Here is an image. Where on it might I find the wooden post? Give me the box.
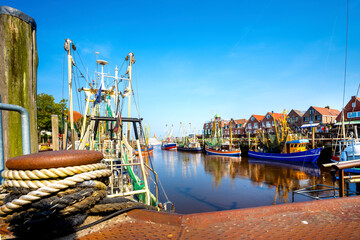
[339,169,345,197]
[71,129,76,150]
[51,115,59,151]
[312,127,315,149]
[0,6,38,160]
[63,122,68,150]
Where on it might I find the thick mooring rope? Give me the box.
[2,163,106,180]
[0,164,111,216]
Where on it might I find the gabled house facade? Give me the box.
[335,96,360,123]
[203,114,228,137]
[245,115,264,134]
[224,119,247,137]
[287,109,305,131]
[259,112,287,133]
[302,106,340,130]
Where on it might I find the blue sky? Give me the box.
[6,0,360,137]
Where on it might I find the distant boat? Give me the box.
[161,142,177,150]
[205,146,241,156]
[249,140,322,163]
[177,134,202,153]
[161,125,177,150]
[178,142,202,152]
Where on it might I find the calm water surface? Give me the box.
[150,146,335,214]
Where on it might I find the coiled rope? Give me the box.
[0,164,111,215]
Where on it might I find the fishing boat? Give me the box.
[249,111,322,163]
[248,139,322,163]
[177,123,202,152]
[161,124,177,150]
[62,39,172,209]
[135,124,154,156]
[178,142,202,152]
[161,142,177,150]
[135,145,154,156]
[205,145,241,156]
[205,116,241,156]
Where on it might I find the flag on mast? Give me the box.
[94,79,105,106]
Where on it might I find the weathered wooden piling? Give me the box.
[0,6,38,160]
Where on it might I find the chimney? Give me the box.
[325,106,330,109]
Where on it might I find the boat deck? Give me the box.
[78,195,360,239]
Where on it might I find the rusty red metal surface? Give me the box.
[78,196,360,239]
[6,150,103,170]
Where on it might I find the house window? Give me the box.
[266,115,270,119]
[295,117,298,122]
[251,117,255,121]
[262,122,265,127]
[254,123,258,129]
[352,102,356,108]
[272,121,274,126]
[304,116,308,122]
[348,112,351,118]
[352,112,357,118]
[248,123,252,129]
[315,115,321,121]
[310,109,314,114]
[310,116,314,122]
[266,121,271,127]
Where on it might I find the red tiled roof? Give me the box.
[268,112,287,120]
[252,115,264,121]
[234,119,247,125]
[312,106,340,116]
[291,109,305,117]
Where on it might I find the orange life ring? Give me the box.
[6,150,104,170]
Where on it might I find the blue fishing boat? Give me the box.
[249,139,322,163]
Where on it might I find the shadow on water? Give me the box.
[176,186,238,211]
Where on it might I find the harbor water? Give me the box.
[150,146,336,214]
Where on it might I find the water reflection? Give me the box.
[152,146,335,214]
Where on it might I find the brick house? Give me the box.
[259,112,287,133]
[245,115,264,134]
[335,96,360,123]
[224,119,247,137]
[302,106,340,131]
[203,114,228,137]
[287,109,305,131]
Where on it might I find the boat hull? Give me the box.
[205,146,241,156]
[177,146,202,152]
[161,143,177,150]
[248,148,322,163]
[135,146,154,156]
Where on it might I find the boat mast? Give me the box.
[64,39,75,148]
[126,53,134,141]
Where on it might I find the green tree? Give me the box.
[37,93,68,132]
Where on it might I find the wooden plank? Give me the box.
[63,122,68,150]
[51,115,59,151]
